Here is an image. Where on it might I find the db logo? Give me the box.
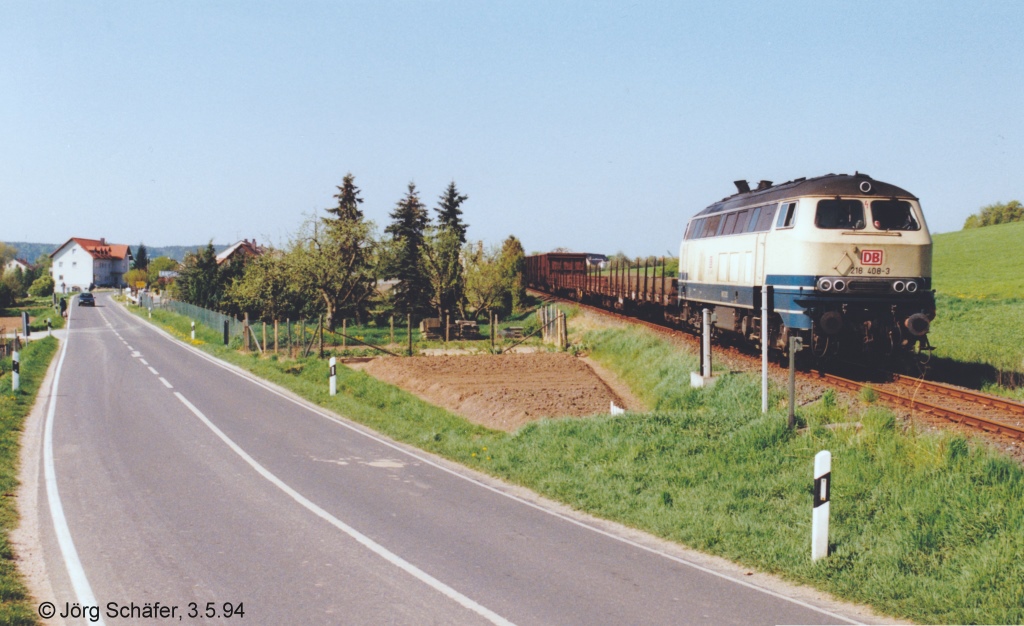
[861,249,883,266]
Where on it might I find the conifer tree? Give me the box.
[133,243,149,270]
[435,181,468,244]
[385,183,431,317]
[324,173,364,223]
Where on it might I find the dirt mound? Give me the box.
[359,352,640,432]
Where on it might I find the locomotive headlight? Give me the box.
[817,277,833,292]
[833,279,846,292]
[893,280,906,293]
[906,281,919,293]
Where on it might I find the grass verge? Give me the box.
[0,336,59,625]
[131,303,1024,624]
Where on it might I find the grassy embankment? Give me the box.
[131,300,1023,624]
[0,336,59,626]
[930,221,1024,396]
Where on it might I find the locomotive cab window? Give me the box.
[776,202,797,229]
[815,199,865,230]
[871,200,920,231]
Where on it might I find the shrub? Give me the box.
[27,275,55,297]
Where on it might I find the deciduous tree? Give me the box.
[287,174,377,328]
[963,200,1024,229]
[462,243,506,320]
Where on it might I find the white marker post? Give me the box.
[11,350,19,392]
[761,286,770,413]
[329,357,337,396]
[689,308,717,388]
[191,321,196,341]
[812,450,831,561]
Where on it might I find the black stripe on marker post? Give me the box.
[813,471,831,508]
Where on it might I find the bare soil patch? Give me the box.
[0,315,29,331]
[358,352,644,432]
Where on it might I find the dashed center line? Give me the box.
[159,377,173,389]
[147,366,159,376]
[139,359,149,366]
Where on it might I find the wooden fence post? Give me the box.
[407,313,413,356]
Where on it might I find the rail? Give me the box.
[529,288,1024,442]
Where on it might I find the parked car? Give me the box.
[79,292,95,306]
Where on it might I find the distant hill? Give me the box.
[4,241,58,263]
[3,241,228,263]
[932,221,1024,300]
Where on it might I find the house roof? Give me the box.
[216,239,262,265]
[50,237,132,261]
[5,258,33,271]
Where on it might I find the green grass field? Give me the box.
[929,222,1024,394]
[0,336,58,626]
[131,301,1024,624]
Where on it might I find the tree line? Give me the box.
[963,200,1024,229]
[169,175,525,328]
[0,243,55,308]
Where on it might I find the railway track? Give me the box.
[531,289,1024,443]
[814,371,1024,441]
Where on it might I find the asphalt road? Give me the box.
[25,293,868,625]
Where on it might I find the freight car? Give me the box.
[524,172,936,359]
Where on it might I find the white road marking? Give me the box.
[159,377,173,389]
[172,392,514,626]
[112,297,861,625]
[43,299,107,625]
[147,366,159,376]
[139,358,149,366]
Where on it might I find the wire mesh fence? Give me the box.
[140,293,245,339]
[135,293,548,358]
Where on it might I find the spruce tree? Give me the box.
[133,243,149,270]
[324,173,364,223]
[385,183,431,317]
[435,181,468,244]
[427,182,469,318]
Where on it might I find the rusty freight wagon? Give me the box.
[525,253,679,321]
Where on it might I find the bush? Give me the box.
[27,274,55,297]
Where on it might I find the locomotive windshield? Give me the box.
[870,200,920,231]
[815,199,865,229]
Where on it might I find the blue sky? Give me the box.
[2,1,1021,257]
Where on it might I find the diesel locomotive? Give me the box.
[524,172,936,359]
[677,172,935,357]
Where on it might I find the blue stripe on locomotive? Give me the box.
[678,274,934,331]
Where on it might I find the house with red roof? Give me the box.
[50,237,133,293]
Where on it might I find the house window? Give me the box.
[72,262,77,268]
[59,261,63,267]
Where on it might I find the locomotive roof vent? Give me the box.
[734,180,751,194]
[757,180,773,191]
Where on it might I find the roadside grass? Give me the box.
[130,303,1024,624]
[0,336,59,626]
